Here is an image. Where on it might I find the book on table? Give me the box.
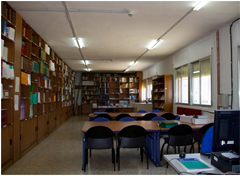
[176,158,214,172]
[158,121,178,128]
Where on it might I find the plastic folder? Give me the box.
[158,121,178,128]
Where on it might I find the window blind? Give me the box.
[201,58,210,77]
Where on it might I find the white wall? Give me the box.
[142,20,240,113]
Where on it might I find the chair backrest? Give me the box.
[93,117,110,122]
[199,123,214,142]
[168,124,193,146]
[161,113,176,120]
[137,110,147,113]
[85,126,114,149]
[201,126,214,154]
[141,113,157,121]
[115,113,131,121]
[119,117,136,121]
[152,109,162,113]
[151,116,167,121]
[119,125,147,148]
[95,113,112,121]
[94,110,105,112]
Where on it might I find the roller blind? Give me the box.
[182,65,188,78]
[201,58,211,77]
[176,68,181,79]
[192,62,200,78]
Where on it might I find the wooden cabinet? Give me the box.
[1,125,13,167]
[152,74,173,112]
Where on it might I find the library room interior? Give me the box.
[1,1,240,175]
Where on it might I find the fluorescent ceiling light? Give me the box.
[147,39,162,50]
[74,38,84,48]
[85,68,90,72]
[129,61,137,66]
[193,1,209,11]
[82,60,88,65]
[193,71,200,74]
[124,69,128,73]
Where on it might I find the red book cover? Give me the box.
[1,109,8,127]
[38,76,41,87]
[21,42,26,55]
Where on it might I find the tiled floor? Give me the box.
[3,115,195,175]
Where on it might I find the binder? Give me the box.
[158,121,178,128]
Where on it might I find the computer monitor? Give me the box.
[212,110,240,154]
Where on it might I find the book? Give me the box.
[1,39,4,58]
[21,41,26,55]
[159,121,178,128]
[176,158,214,172]
[20,99,25,120]
[6,27,15,41]
[2,46,8,61]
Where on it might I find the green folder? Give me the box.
[159,121,178,128]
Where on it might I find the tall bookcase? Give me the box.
[152,74,173,112]
[1,2,16,170]
[81,72,142,113]
[1,2,75,172]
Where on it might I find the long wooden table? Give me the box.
[88,112,178,120]
[81,120,203,170]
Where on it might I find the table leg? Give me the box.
[82,133,86,170]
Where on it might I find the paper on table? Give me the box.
[221,153,239,159]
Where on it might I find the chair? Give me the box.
[151,116,167,121]
[152,109,162,113]
[190,123,214,153]
[200,126,214,155]
[175,116,180,120]
[140,113,157,121]
[160,124,193,161]
[115,113,131,121]
[84,126,115,171]
[137,110,147,113]
[93,117,110,122]
[116,125,149,170]
[94,114,112,121]
[161,113,176,120]
[94,110,105,113]
[119,117,135,121]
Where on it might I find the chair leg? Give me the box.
[86,149,88,164]
[140,147,143,162]
[184,146,186,152]
[160,142,167,161]
[118,148,120,171]
[112,148,115,171]
[84,149,88,172]
[145,147,149,169]
[90,149,91,157]
[178,146,180,153]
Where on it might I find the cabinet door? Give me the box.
[20,120,28,152]
[56,109,61,126]
[38,114,48,140]
[49,110,56,132]
[28,117,38,146]
[1,125,13,165]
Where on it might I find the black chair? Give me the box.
[160,124,193,161]
[116,125,149,170]
[140,113,157,121]
[115,113,131,121]
[84,126,115,171]
[94,113,112,121]
[161,113,176,120]
[190,123,214,153]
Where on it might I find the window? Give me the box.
[175,65,189,103]
[191,58,211,105]
[147,78,152,101]
[142,79,146,101]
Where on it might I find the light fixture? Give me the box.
[73,38,84,48]
[147,39,162,50]
[193,1,209,11]
[82,60,88,65]
[85,68,90,72]
[124,69,128,73]
[129,61,137,66]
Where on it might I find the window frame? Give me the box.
[174,64,190,105]
[190,56,212,107]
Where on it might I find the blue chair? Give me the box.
[137,110,147,113]
[119,117,136,121]
[115,113,131,121]
[200,126,214,155]
[190,123,214,153]
[94,110,105,112]
[152,109,162,113]
[151,116,167,121]
[93,117,110,122]
[175,116,180,120]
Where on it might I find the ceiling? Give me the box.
[8,1,240,73]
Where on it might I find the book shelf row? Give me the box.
[1,2,75,172]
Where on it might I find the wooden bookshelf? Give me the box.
[1,2,75,172]
[81,72,142,114]
[152,74,172,112]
